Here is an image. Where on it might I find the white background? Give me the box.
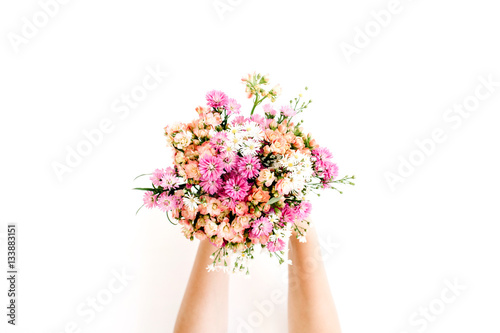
[1,0,500,332]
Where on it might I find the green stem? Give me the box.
[250,95,268,116]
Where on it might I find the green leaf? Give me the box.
[267,196,281,205]
[135,204,145,215]
[133,187,155,191]
[166,211,178,225]
[134,173,151,181]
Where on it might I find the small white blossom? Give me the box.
[240,139,261,156]
[183,192,200,211]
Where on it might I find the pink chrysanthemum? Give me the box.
[200,178,223,195]
[263,103,277,116]
[210,132,228,152]
[231,115,248,126]
[198,155,224,181]
[281,204,297,224]
[150,168,165,187]
[220,151,237,172]
[223,176,250,201]
[280,105,297,117]
[143,191,158,209]
[157,192,177,212]
[237,155,261,179]
[267,238,285,252]
[296,201,312,220]
[206,90,229,109]
[249,217,273,238]
[321,162,339,187]
[312,147,333,161]
[150,167,176,187]
[219,194,237,210]
[226,98,241,115]
[250,114,266,128]
[160,173,179,190]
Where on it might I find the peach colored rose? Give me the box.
[204,112,222,127]
[211,236,225,248]
[207,198,223,216]
[177,165,186,178]
[165,122,186,135]
[270,137,288,155]
[173,131,192,149]
[230,232,245,243]
[195,216,207,229]
[194,230,207,240]
[198,198,209,215]
[218,221,235,241]
[198,129,210,138]
[231,218,245,233]
[175,151,186,164]
[263,145,271,155]
[293,137,305,149]
[265,129,280,142]
[196,141,215,158]
[234,201,248,216]
[234,242,247,251]
[184,161,200,180]
[184,145,198,160]
[275,177,294,195]
[236,215,251,229]
[181,226,194,239]
[258,169,276,187]
[195,106,209,116]
[284,133,295,143]
[181,208,197,220]
[249,188,270,203]
[309,139,319,148]
[299,148,311,156]
[277,124,287,133]
[204,219,218,237]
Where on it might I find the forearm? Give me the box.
[288,227,341,333]
[174,240,229,333]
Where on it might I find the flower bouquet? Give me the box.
[135,73,354,274]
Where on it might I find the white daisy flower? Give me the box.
[243,122,264,140]
[183,192,200,211]
[268,214,280,224]
[240,139,261,156]
[226,132,243,151]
